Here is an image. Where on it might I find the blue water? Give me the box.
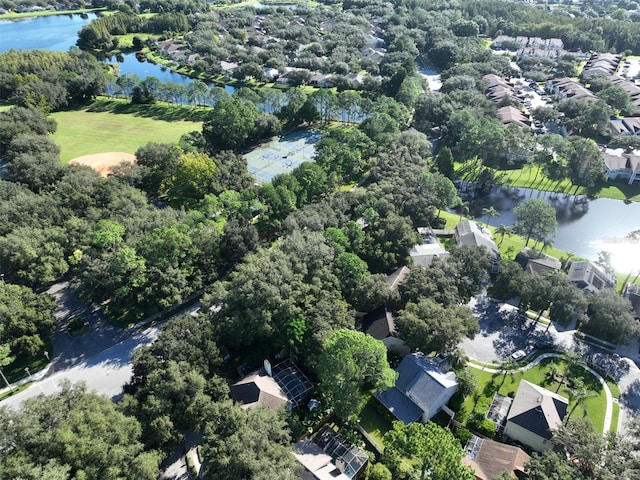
[0,13,98,51]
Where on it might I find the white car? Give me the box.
[511,350,526,361]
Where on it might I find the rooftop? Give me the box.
[507,380,568,440]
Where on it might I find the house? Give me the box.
[515,247,562,276]
[609,117,640,136]
[602,147,640,184]
[376,353,458,424]
[409,229,449,267]
[229,359,313,410]
[454,220,500,261]
[567,260,617,292]
[386,265,409,291]
[361,306,409,355]
[503,380,568,452]
[293,425,368,480]
[625,283,640,319]
[309,73,333,88]
[546,77,594,101]
[583,53,621,76]
[463,435,531,480]
[497,106,531,128]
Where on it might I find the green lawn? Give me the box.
[360,398,393,448]
[0,7,105,19]
[461,358,609,434]
[51,101,202,162]
[455,159,640,202]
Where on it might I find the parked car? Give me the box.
[535,339,554,349]
[511,350,526,361]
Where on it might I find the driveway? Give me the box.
[46,281,128,372]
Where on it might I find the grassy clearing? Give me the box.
[462,358,608,434]
[360,398,393,448]
[0,7,105,19]
[455,159,640,202]
[51,99,202,162]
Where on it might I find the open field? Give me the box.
[51,103,202,162]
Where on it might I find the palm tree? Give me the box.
[541,238,554,252]
[546,362,561,387]
[458,201,470,220]
[495,224,511,245]
[448,348,468,371]
[481,206,500,227]
[566,378,597,420]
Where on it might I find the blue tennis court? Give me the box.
[244,128,322,183]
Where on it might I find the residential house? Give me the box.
[583,53,621,76]
[376,353,458,424]
[386,265,409,291]
[546,77,594,101]
[497,106,531,128]
[625,283,640,319]
[607,75,640,112]
[462,435,531,480]
[515,247,562,276]
[609,117,640,136]
[409,228,449,268]
[293,425,368,480]
[568,260,617,292]
[361,306,409,355]
[602,147,640,184]
[454,220,500,270]
[229,359,313,410]
[309,73,333,88]
[503,380,568,452]
[220,61,239,75]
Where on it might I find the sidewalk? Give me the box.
[0,364,52,397]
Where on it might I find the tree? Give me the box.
[435,146,455,179]
[512,198,557,246]
[567,137,606,189]
[202,96,258,152]
[566,378,597,420]
[597,85,631,112]
[582,289,638,345]
[489,259,525,301]
[0,381,161,480]
[168,151,218,207]
[396,299,478,355]
[200,401,300,480]
[526,451,584,480]
[317,329,396,420]
[382,421,475,480]
[481,206,500,227]
[0,282,56,358]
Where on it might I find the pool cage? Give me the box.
[314,425,369,479]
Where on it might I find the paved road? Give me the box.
[1,325,161,409]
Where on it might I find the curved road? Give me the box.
[468,352,614,436]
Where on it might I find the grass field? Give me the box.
[51,103,202,162]
[455,159,640,203]
[0,7,105,19]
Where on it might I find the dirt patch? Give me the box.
[69,152,137,177]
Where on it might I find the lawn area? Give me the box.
[461,358,609,434]
[0,7,105,19]
[51,100,202,162]
[360,398,393,448]
[455,159,640,202]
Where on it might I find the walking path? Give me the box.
[468,352,614,436]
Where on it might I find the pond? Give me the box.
[467,185,640,274]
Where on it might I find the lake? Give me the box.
[0,13,234,91]
[468,185,640,274]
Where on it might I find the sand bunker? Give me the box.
[69,152,137,177]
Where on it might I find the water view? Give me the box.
[469,185,640,273]
[0,13,97,51]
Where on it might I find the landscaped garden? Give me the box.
[458,357,614,435]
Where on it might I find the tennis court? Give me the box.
[244,128,322,183]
